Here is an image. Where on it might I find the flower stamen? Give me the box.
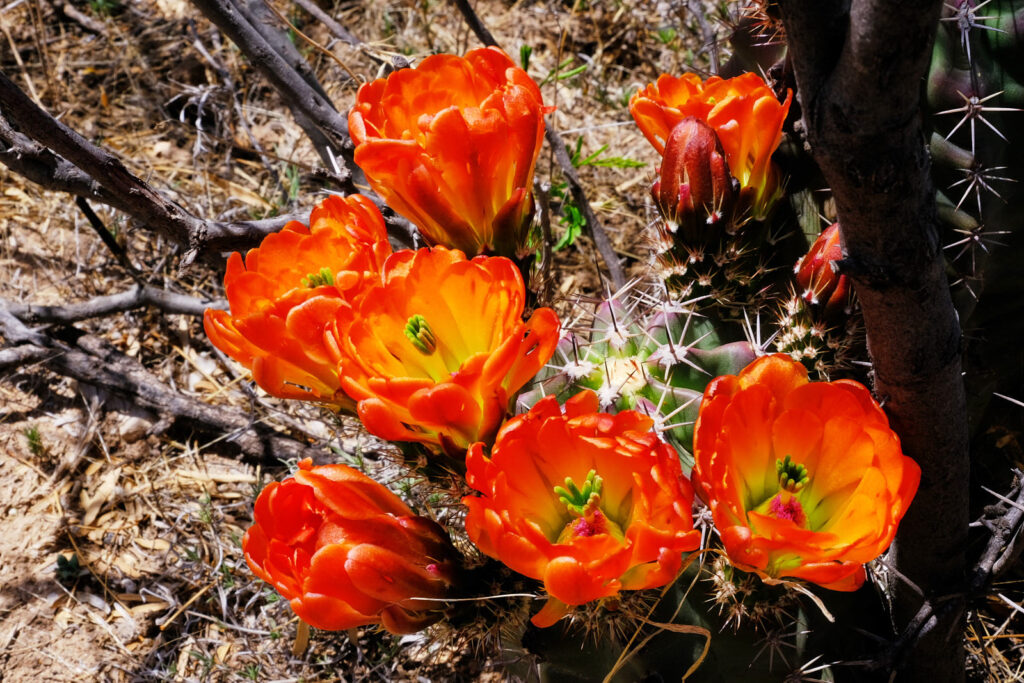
[404,314,437,355]
[776,455,809,493]
[302,266,336,288]
[554,469,603,518]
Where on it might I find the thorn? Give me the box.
[942,0,1004,63]
[948,164,1015,214]
[937,90,1021,154]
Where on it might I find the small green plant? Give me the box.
[87,0,120,16]
[399,478,414,497]
[520,44,532,71]
[330,444,366,470]
[567,137,646,170]
[56,553,80,585]
[538,57,588,87]
[220,564,235,588]
[241,664,260,681]
[24,425,44,457]
[283,163,301,203]
[188,650,214,677]
[551,138,645,250]
[656,27,678,44]
[198,492,213,525]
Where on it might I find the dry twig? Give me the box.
[0,300,324,465]
[5,285,224,324]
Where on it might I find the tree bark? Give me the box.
[778,2,968,680]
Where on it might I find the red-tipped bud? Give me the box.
[243,459,462,633]
[795,223,852,320]
[653,117,739,243]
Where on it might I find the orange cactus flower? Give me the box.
[692,354,920,591]
[463,390,701,627]
[243,458,462,633]
[348,47,549,258]
[204,195,391,409]
[630,72,792,220]
[330,246,560,455]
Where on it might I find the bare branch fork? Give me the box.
[0,70,301,262]
[863,472,1024,673]
[778,1,969,680]
[450,0,628,290]
[5,286,225,324]
[189,0,355,176]
[0,300,325,465]
[0,69,412,262]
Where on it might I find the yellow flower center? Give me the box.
[553,470,625,543]
[749,456,812,530]
[404,314,437,355]
[776,454,809,493]
[302,267,335,288]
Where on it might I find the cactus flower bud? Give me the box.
[794,223,852,321]
[243,459,463,633]
[653,117,739,243]
[630,72,791,221]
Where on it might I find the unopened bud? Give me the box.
[654,117,739,243]
[794,223,852,321]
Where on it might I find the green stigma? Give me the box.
[554,469,603,518]
[776,455,810,493]
[404,314,437,355]
[302,267,335,288]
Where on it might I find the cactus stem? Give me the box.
[945,224,1011,273]
[656,387,701,423]
[659,419,696,432]
[751,626,798,671]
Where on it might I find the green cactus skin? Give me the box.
[517,292,756,469]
